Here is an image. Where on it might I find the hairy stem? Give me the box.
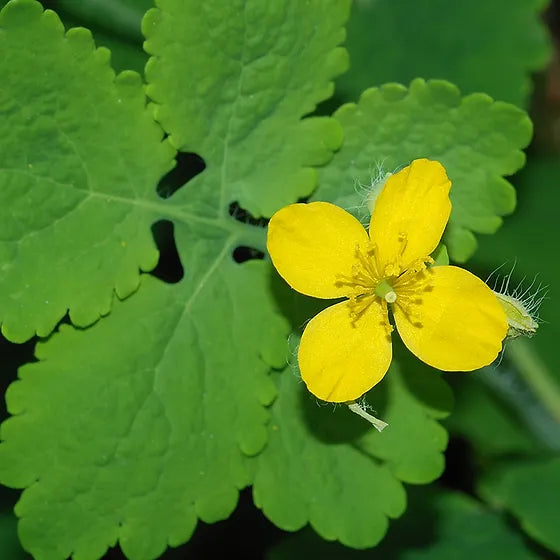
[507,338,560,424]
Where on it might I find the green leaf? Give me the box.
[0,266,287,560]
[0,0,350,558]
[478,457,560,555]
[336,0,551,109]
[51,0,151,74]
[316,79,532,262]
[268,487,540,559]
[88,27,147,75]
[431,244,449,267]
[253,367,406,548]
[143,0,349,217]
[0,0,175,342]
[0,0,348,343]
[360,347,452,484]
[444,375,544,457]
[253,346,452,548]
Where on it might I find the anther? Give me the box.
[384,263,400,277]
[397,232,408,256]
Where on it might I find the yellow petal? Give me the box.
[393,266,508,371]
[298,299,392,402]
[369,159,451,274]
[267,202,370,299]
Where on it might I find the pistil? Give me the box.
[374,279,397,303]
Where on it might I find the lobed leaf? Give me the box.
[0,0,348,342]
[253,367,407,549]
[143,0,349,217]
[0,0,175,342]
[253,347,452,548]
[268,487,540,559]
[316,79,532,262]
[359,348,452,484]
[0,0,351,558]
[0,264,288,560]
[50,0,152,73]
[50,0,149,43]
[335,0,551,108]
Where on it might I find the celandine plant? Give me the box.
[0,0,557,559]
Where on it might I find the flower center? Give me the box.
[374,278,397,303]
[335,237,436,329]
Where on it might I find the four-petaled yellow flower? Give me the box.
[267,158,508,403]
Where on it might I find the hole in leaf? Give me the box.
[150,220,184,283]
[157,152,206,199]
[232,246,265,263]
[228,201,269,227]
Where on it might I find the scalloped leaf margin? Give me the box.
[316,79,532,262]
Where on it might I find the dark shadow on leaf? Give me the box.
[150,220,184,283]
[298,385,370,444]
[362,374,390,422]
[156,152,206,199]
[366,485,441,557]
[266,265,329,334]
[394,338,455,415]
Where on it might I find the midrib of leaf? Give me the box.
[2,165,265,243]
[217,2,248,219]
[184,237,234,313]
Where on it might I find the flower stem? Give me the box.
[506,338,560,424]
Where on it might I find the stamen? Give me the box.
[348,294,375,322]
[355,243,379,281]
[392,287,426,327]
[384,263,400,277]
[368,242,382,277]
[397,232,408,255]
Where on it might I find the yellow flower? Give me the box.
[267,158,508,403]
